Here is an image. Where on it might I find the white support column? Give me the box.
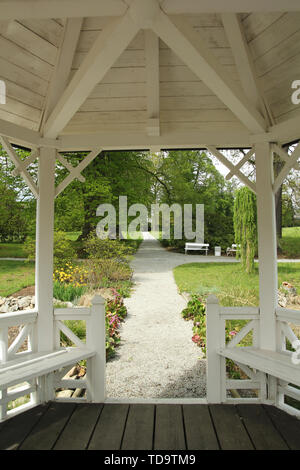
[35,147,56,352]
[255,142,278,351]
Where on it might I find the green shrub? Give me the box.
[84,234,135,261]
[24,231,76,266]
[86,259,132,286]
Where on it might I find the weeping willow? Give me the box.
[233,187,258,274]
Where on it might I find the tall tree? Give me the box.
[233,187,257,274]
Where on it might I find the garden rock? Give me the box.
[0,295,73,313]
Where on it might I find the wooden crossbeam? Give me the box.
[0,118,41,148]
[273,143,300,193]
[43,14,139,139]
[161,0,300,13]
[1,0,300,19]
[207,146,256,193]
[145,30,160,137]
[0,136,38,198]
[152,13,266,134]
[0,1,127,20]
[55,149,101,197]
[225,148,255,181]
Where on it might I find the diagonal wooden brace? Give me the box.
[207,145,256,193]
[0,136,38,198]
[225,148,255,181]
[55,148,101,197]
[273,143,300,193]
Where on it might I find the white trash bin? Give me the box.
[215,246,221,256]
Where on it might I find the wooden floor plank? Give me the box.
[183,404,219,450]
[154,405,186,450]
[88,404,129,450]
[122,404,155,450]
[264,405,300,450]
[209,404,254,450]
[19,402,76,450]
[54,403,103,450]
[237,404,288,450]
[0,404,48,450]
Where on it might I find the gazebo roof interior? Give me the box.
[1,1,300,150]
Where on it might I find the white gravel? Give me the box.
[106,233,207,399]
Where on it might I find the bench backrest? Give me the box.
[185,243,209,247]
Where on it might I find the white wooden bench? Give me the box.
[0,295,105,422]
[185,242,209,255]
[226,244,240,256]
[206,296,300,416]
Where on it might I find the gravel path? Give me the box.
[106,233,207,399]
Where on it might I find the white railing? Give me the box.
[0,295,105,421]
[207,296,300,415]
[206,295,263,403]
[0,310,38,420]
[53,295,106,403]
[275,307,300,416]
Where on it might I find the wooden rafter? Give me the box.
[273,143,300,193]
[221,13,273,126]
[206,146,256,193]
[0,136,39,198]
[43,14,140,139]
[55,149,101,197]
[152,13,266,134]
[40,18,83,132]
[145,30,160,137]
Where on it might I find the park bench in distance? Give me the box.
[226,244,240,256]
[185,242,209,255]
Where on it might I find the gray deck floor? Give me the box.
[1,403,300,450]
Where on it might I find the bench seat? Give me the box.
[0,348,95,389]
[219,346,300,387]
[185,243,209,254]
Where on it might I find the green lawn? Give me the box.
[0,243,27,258]
[173,262,300,307]
[281,226,300,258]
[0,260,35,297]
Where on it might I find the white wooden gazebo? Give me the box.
[0,0,300,425]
